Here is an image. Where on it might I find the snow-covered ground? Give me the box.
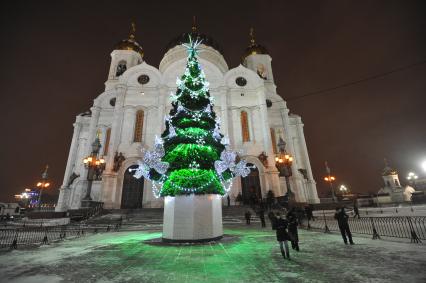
[0,226,424,283]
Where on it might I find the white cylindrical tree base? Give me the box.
[162,194,223,242]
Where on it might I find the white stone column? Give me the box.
[85,106,101,156]
[121,106,136,145]
[296,121,320,203]
[102,85,126,208]
[219,87,229,137]
[105,85,126,171]
[61,121,82,188]
[257,89,272,155]
[56,120,82,212]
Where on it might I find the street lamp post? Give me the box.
[275,138,294,203]
[324,162,336,202]
[36,165,50,210]
[339,184,348,198]
[407,172,418,190]
[82,135,105,207]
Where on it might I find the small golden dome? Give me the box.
[114,22,144,57]
[243,28,269,59]
[382,159,398,176]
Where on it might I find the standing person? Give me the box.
[334,207,354,245]
[353,202,360,219]
[258,207,266,228]
[268,211,277,230]
[305,205,315,221]
[227,195,231,207]
[275,213,291,259]
[245,210,251,225]
[287,208,300,251]
[266,190,275,210]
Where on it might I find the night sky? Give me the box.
[1,1,425,202]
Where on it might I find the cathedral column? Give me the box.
[56,120,83,212]
[217,87,228,137]
[257,88,281,197]
[296,122,319,203]
[61,121,82,188]
[80,105,101,185]
[120,106,136,145]
[102,85,126,209]
[257,88,273,157]
[106,85,126,171]
[86,106,101,154]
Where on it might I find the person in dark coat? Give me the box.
[334,207,354,244]
[353,202,360,219]
[268,211,277,230]
[258,208,266,228]
[275,213,291,259]
[287,208,300,251]
[227,195,231,207]
[305,205,314,221]
[245,210,251,225]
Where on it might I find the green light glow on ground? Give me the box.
[1,227,425,282]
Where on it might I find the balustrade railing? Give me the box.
[0,221,122,249]
[303,215,425,243]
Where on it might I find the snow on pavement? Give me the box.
[0,227,425,283]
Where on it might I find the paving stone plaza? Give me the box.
[1,224,425,283]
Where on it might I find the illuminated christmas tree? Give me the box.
[133,38,251,198]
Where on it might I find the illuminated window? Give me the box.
[270,128,277,154]
[134,110,144,142]
[241,111,250,142]
[103,128,111,155]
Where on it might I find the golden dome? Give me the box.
[382,159,398,176]
[243,28,269,59]
[114,23,144,57]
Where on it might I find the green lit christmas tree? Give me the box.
[133,38,251,197]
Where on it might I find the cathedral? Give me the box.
[56,24,320,211]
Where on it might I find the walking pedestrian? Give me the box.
[227,195,231,207]
[245,210,251,225]
[353,202,360,219]
[275,213,291,259]
[334,207,354,245]
[287,208,300,251]
[258,208,266,228]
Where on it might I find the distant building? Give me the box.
[376,161,418,203]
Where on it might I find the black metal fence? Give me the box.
[303,215,425,243]
[0,223,121,249]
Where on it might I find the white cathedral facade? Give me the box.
[56,26,320,211]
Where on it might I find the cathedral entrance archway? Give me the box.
[121,165,144,209]
[240,163,261,205]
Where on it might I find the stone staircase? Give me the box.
[82,205,260,231]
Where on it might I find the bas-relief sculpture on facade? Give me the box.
[56,29,320,212]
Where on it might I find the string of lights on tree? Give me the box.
[132,37,253,198]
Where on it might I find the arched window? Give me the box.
[133,110,144,142]
[103,128,111,156]
[241,111,250,142]
[270,128,277,154]
[116,60,127,77]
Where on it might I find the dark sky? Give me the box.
[1,0,425,202]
